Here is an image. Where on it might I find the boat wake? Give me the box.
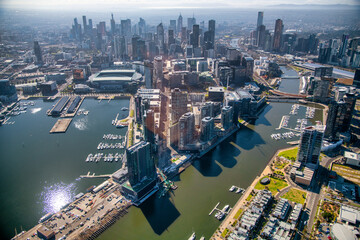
[74,117,88,131]
[31,108,42,114]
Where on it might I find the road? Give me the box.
[305,155,340,233]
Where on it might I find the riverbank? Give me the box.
[211,145,298,240]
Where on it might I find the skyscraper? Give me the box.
[157,23,165,50]
[143,109,155,144]
[126,141,156,185]
[177,14,183,34]
[82,15,87,34]
[33,41,42,64]
[191,24,200,48]
[181,27,187,43]
[187,16,196,30]
[138,18,146,37]
[168,30,175,46]
[179,112,195,150]
[88,19,93,31]
[257,25,266,48]
[257,11,264,29]
[324,92,356,140]
[171,88,188,123]
[221,106,234,130]
[169,20,176,32]
[200,116,215,142]
[153,55,163,81]
[297,126,325,165]
[273,19,283,52]
[110,13,116,35]
[204,19,216,50]
[121,19,131,37]
[338,34,349,58]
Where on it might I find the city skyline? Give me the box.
[1,0,360,11]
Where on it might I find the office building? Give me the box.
[187,16,196,30]
[257,11,264,28]
[123,141,157,205]
[157,23,165,50]
[33,41,42,64]
[200,116,215,142]
[191,24,200,48]
[221,106,234,130]
[179,112,195,150]
[126,141,155,184]
[297,125,325,165]
[0,79,18,104]
[177,14,183,33]
[273,19,283,52]
[82,15,87,34]
[171,88,188,123]
[168,29,175,46]
[169,20,176,32]
[121,19,131,37]
[153,55,163,81]
[143,109,155,144]
[325,93,356,141]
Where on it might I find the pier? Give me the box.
[80,172,112,179]
[49,118,72,133]
[209,202,220,216]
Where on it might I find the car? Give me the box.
[327,236,332,240]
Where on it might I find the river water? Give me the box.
[0,66,316,239]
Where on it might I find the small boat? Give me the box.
[188,232,196,240]
[229,186,235,192]
[199,236,205,240]
[121,107,128,111]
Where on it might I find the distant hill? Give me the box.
[267,4,359,9]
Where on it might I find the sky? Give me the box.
[1,0,360,11]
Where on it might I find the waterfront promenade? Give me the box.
[211,146,298,240]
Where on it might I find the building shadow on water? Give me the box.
[234,124,266,151]
[139,192,180,235]
[254,104,273,126]
[192,134,241,177]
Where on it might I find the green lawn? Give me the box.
[234,208,243,219]
[282,188,307,204]
[221,228,229,238]
[246,192,254,202]
[255,177,289,195]
[278,147,298,161]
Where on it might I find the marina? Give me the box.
[209,202,232,221]
[85,153,126,163]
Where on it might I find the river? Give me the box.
[0,66,318,239]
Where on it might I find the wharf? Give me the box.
[209,202,220,216]
[80,172,112,179]
[49,118,72,133]
[63,96,85,117]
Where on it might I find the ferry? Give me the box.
[188,232,196,240]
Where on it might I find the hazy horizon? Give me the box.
[1,0,360,12]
